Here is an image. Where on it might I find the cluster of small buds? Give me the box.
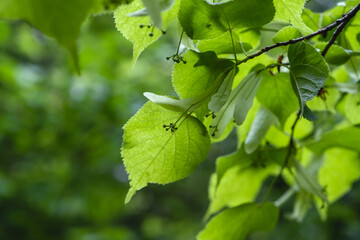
[166,54,186,64]
[209,125,218,137]
[163,123,178,132]
[139,24,166,37]
[205,112,216,119]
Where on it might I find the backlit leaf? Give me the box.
[198,202,279,240]
[114,0,179,64]
[179,0,275,40]
[274,0,312,34]
[122,102,210,203]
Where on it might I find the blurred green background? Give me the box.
[0,5,359,240]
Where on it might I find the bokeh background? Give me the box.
[0,1,359,239]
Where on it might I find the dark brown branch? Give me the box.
[321,21,347,56]
[237,3,360,65]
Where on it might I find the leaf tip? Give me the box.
[125,188,136,204]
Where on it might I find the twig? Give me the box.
[321,21,347,56]
[237,3,360,65]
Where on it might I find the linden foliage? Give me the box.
[3,0,360,239]
[118,1,360,238]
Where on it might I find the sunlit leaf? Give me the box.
[179,0,275,40]
[274,0,312,34]
[198,202,279,240]
[122,102,210,203]
[257,73,298,127]
[114,0,179,65]
[305,126,360,155]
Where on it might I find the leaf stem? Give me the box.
[176,30,184,55]
[261,110,301,203]
[220,6,238,63]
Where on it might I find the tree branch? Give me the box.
[237,3,360,65]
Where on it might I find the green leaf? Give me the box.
[178,0,275,40]
[235,28,261,50]
[197,32,252,55]
[122,102,211,203]
[172,50,233,119]
[288,192,312,222]
[293,158,328,203]
[114,0,179,65]
[173,51,233,98]
[319,148,360,203]
[208,173,218,202]
[210,71,262,138]
[257,73,298,127]
[233,72,263,125]
[145,68,229,112]
[207,162,277,217]
[215,148,287,185]
[237,99,260,148]
[314,43,350,65]
[272,26,302,44]
[143,93,188,112]
[305,127,360,155]
[303,104,318,121]
[245,106,278,154]
[198,202,279,240]
[208,66,237,113]
[274,0,312,34]
[0,0,100,73]
[344,93,360,124]
[288,41,329,113]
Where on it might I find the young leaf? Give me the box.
[288,41,329,113]
[344,93,360,124]
[210,71,262,138]
[256,72,298,127]
[314,43,350,65]
[293,158,328,204]
[208,66,237,113]
[173,51,233,98]
[114,0,179,65]
[245,106,278,154]
[145,69,229,112]
[197,32,252,55]
[178,0,275,40]
[233,72,263,125]
[273,0,312,34]
[305,127,360,155]
[215,147,287,182]
[206,163,277,218]
[273,26,302,43]
[288,192,312,222]
[318,148,360,203]
[122,102,210,203]
[198,202,279,240]
[143,92,188,112]
[172,50,233,119]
